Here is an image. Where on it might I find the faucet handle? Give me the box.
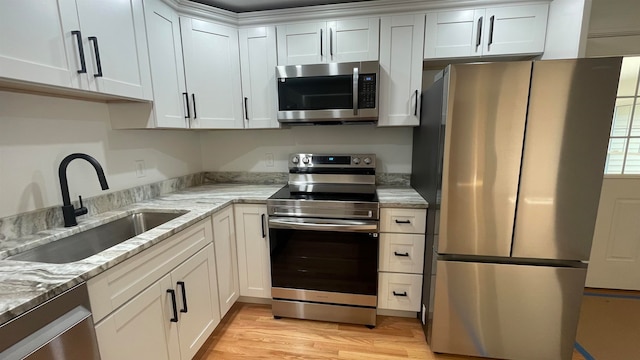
[75,195,88,216]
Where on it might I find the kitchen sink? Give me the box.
[7,210,188,264]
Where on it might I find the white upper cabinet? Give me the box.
[239,27,279,129]
[75,0,152,100]
[0,0,81,89]
[0,0,152,100]
[143,0,188,128]
[424,4,549,60]
[181,17,244,129]
[379,14,425,127]
[277,18,379,65]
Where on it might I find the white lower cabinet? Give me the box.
[378,208,427,312]
[212,206,240,317]
[89,218,220,360]
[234,204,271,298]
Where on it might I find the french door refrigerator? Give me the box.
[411,58,621,360]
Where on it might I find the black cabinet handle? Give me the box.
[177,281,188,313]
[329,27,333,57]
[88,36,103,77]
[167,289,178,322]
[393,291,408,297]
[244,97,249,120]
[192,94,197,119]
[414,89,418,116]
[261,214,266,238]
[394,251,410,257]
[71,30,87,74]
[488,15,495,46]
[476,16,483,48]
[395,219,411,224]
[183,92,190,119]
[320,28,323,57]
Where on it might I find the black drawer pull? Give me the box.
[394,251,410,257]
[395,219,411,224]
[167,289,178,322]
[393,291,408,297]
[177,281,188,313]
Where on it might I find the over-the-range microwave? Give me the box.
[276,61,379,125]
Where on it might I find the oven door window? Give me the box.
[270,228,378,295]
[278,76,353,111]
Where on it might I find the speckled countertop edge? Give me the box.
[0,183,427,325]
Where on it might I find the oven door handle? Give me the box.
[268,217,378,233]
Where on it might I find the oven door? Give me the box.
[269,217,379,304]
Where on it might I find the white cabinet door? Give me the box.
[234,204,271,298]
[424,9,484,59]
[181,17,244,129]
[143,0,188,128]
[379,14,424,127]
[276,22,326,65]
[0,0,83,89]
[239,27,279,129]
[212,206,240,317]
[483,4,548,56]
[327,18,379,62]
[94,274,180,360]
[75,0,152,100]
[171,244,220,360]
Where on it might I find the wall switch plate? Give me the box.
[135,160,146,178]
[422,304,426,325]
[265,153,274,167]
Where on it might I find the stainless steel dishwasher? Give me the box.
[0,283,100,360]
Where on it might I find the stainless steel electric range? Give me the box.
[267,153,380,327]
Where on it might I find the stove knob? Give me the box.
[291,156,299,164]
[363,157,372,165]
[302,156,310,164]
[353,157,361,165]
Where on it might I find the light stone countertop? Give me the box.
[0,183,427,325]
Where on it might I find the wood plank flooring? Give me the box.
[194,303,587,359]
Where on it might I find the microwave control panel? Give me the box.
[358,74,377,109]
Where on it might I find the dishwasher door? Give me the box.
[0,283,101,360]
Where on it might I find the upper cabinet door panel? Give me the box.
[483,4,548,56]
[239,27,279,129]
[75,0,152,100]
[0,0,82,88]
[181,17,244,129]
[144,0,188,128]
[328,18,379,62]
[276,22,325,65]
[424,9,484,59]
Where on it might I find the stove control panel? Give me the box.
[289,153,376,168]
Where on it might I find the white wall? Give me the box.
[0,91,203,218]
[586,0,640,56]
[199,126,413,174]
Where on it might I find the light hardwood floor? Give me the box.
[194,303,586,359]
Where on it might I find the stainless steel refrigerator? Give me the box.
[411,58,621,360]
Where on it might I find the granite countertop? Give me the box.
[0,183,427,325]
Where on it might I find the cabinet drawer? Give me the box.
[378,272,422,311]
[379,233,425,274]
[380,208,426,233]
[88,218,212,323]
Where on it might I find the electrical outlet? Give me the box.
[422,304,426,325]
[265,153,274,167]
[135,160,146,178]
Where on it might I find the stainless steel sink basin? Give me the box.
[7,211,188,264]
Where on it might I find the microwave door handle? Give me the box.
[353,67,359,116]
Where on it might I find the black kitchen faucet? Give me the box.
[58,153,109,227]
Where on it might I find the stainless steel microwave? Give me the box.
[276,61,379,125]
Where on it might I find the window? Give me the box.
[605,57,640,175]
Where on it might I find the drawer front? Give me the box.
[88,218,212,323]
[379,233,425,273]
[377,272,422,311]
[380,208,426,233]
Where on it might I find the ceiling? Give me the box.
[191,0,377,13]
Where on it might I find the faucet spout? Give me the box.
[58,153,110,227]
